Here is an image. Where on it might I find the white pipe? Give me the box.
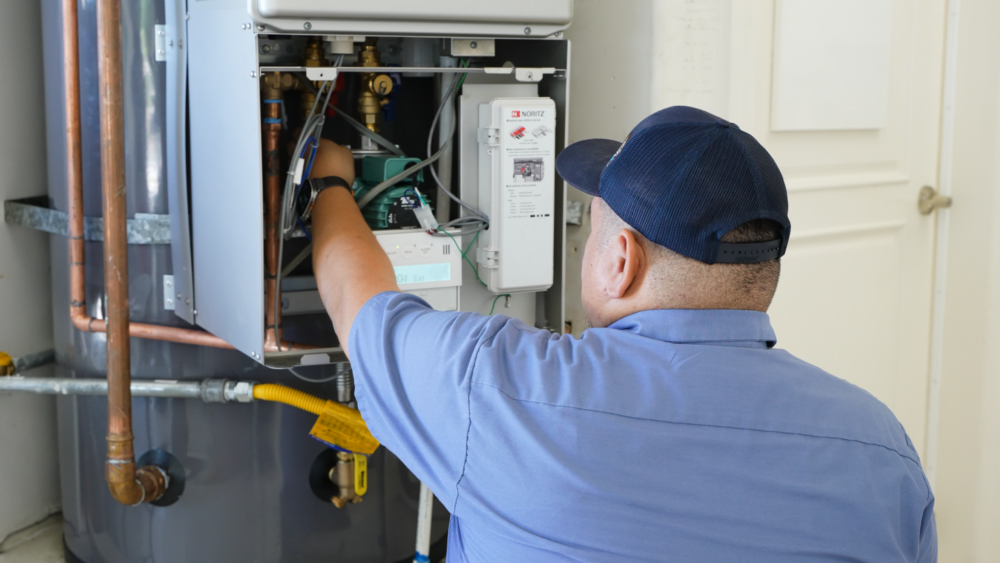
[924,0,962,489]
[413,482,435,563]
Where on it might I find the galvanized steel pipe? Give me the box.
[0,377,256,403]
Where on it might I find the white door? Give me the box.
[649,0,946,456]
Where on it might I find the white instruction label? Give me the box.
[501,109,556,221]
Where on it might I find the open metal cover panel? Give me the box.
[182,0,571,365]
[250,0,573,36]
[188,0,266,361]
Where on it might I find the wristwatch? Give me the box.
[296,176,353,221]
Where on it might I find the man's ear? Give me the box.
[606,228,644,299]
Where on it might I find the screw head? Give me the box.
[250,71,257,78]
[524,27,532,35]
[256,24,265,32]
[303,22,312,30]
[470,41,478,49]
[261,44,271,53]
[177,293,182,299]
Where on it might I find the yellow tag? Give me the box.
[354,454,368,496]
[308,400,380,455]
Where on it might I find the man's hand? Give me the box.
[309,139,399,356]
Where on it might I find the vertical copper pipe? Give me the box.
[95,0,166,505]
[263,78,283,348]
[64,0,87,331]
[61,3,309,366]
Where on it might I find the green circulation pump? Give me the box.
[353,157,431,230]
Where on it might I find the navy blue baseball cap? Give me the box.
[556,106,790,264]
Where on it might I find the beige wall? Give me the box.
[932,0,1000,558]
[0,0,60,546]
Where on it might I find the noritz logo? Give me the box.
[519,110,545,117]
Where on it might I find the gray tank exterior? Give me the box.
[40,1,445,561]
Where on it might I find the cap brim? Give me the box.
[555,139,622,197]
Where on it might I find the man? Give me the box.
[307,106,937,561]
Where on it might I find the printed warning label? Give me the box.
[501,106,556,220]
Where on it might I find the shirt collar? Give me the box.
[607,309,777,349]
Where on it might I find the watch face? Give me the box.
[295,183,313,219]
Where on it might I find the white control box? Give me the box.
[374,229,463,291]
[476,97,556,294]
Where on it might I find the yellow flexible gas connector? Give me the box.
[252,383,326,415]
[0,352,13,376]
[252,383,379,455]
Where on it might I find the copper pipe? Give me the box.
[94,0,167,505]
[63,8,314,367]
[263,79,283,347]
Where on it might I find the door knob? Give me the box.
[918,186,952,215]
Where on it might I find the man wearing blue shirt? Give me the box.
[307,106,937,561]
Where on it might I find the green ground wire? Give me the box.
[489,294,511,316]
[440,229,487,287]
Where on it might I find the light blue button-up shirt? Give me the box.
[350,292,936,562]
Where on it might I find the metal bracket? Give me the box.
[305,67,339,81]
[4,196,171,244]
[155,24,167,62]
[477,248,499,269]
[163,275,176,310]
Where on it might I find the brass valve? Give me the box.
[329,451,367,508]
[356,42,392,132]
[301,38,328,119]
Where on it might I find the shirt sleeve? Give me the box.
[348,291,509,508]
[916,494,937,563]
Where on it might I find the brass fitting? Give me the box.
[301,38,327,118]
[0,352,13,376]
[262,71,300,100]
[355,41,393,132]
[106,434,168,505]
[329,452,363,509]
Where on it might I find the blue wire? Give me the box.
[297,217,313,241]
[302,137,319,180]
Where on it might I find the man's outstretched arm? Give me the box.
[309,139,399,356]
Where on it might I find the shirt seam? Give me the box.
[451,319,510,514]
[473,380,924,468]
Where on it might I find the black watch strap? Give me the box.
[297,176,353,221]
[312,175,352,196]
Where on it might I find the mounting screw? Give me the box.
[470,41,478,49]
[185,298,191,305]
[256,24,265,32]
[177,293,182,299]
[158,49,165,57]
[193,310,198,316]
[303,21,312,30]
[524,27,531,35]
[261,44,271,54]
[158,29,165,36]
[250,71,257,78]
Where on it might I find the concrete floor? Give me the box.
[0,514,64,563]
